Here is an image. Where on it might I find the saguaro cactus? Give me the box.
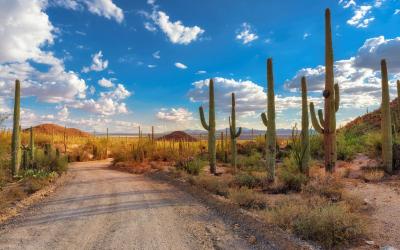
[199,79,216,174]
[11,80,21,175]
[301,77,310,175]
[229,93,242,171]
[261,58,277,182]
[309,8,340,173]
[381,59,393,174]
[29,126,35,163]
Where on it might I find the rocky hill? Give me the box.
[24,123,91,137]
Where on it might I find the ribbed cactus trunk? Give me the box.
[229,93,242,171]
[381,59,393,174]
[199,79,216,174]
[11,80,21,176]
[309,8,340,173]
[29,126,35,163]
[301,77,310,175]
[261,58,276,182]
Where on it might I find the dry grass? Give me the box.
[361,168,385,182]
[228,187,267,209]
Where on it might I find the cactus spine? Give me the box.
[301,77,310,175]
[381,59,393,174]
[309,8,340,173]
[229,93,242,171]
[199,79,216,174]
[11,80,21,175]
[261,58,276,182]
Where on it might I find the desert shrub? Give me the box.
[361,168,385,182]
[336,131,364,161]
[175,157,206,175]
[265,197,366,249]
[237,142,260,155]
[292,203,366,249]
[302,175,343,201]
[309,133,324,159]
[277,156,308,192]
[232,172,262,189]
[229,187,267,209]
[194,175,230,197]
[237,152,264,170]
[364,132,382,158]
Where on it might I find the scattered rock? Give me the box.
[248,235,257,244]
[380,246,398,250]
[365,240,375,245]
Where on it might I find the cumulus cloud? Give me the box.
[156,108,193,122]
[50,0,124,23]
[284,36,400,110]
[0,0,54,63]
[82,51,109,72]
[236,23,258,44]
[175,62,187,69]
[147,64,157,68]
[339,0,356,9]
[196,70,207,74]
[98,77,114,88]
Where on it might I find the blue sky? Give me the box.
[1,0,400,133]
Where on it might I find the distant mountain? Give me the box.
[184,128,294,138]
[23,123,91,137]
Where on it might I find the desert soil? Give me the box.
[0,160,255,250]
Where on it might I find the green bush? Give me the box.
[237,152,264,170]
[233,172,262,189]
[195,175,230,197]
[309,134,324,160]
[176,157,206,175]
[302,176,343,201]
[277,156,308,192]
[336,131,364,161]
[364,132,382,158]
[229,187,267,209]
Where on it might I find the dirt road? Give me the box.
[0,160,253,250]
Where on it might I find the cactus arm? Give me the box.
[235,127,242,138]
[261,112,268,127]
[310,102,324,134]
[317,109,325,126]
[334,83,340,112]
[199,106,210,131]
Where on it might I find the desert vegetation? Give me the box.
[1,7,400,250]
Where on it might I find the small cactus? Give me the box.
[11,80,21,176]
[229,93,242,171]
[199,79,216,174]
[381,59,393,174]
[261,58,277,182]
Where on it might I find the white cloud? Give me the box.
[175,62,187,69]
[57,105,70,121]
[0,0,54,63]
[98,77,114,88]
[395,9,400,15]
[339,0,356,8]
[152,50,160,59]
[144,22,157,32]
[236,23,258,44]
[303,33,311,39]
[82,50,109,72]
[196,70,207,74]
[147,64,157,68]
[49,0,124,23]
[142,8,204,45]
[347,5,375,28]
[156,108,193,122]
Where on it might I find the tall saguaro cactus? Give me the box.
[199,79,216,174]
[229,93,242,171]
[381,59,393,174]
[261,58,276,182]
[11,80,21,176]
[309,8,340,173]
[301,77,310,175]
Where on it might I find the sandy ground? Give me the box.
[0,160,254,250]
